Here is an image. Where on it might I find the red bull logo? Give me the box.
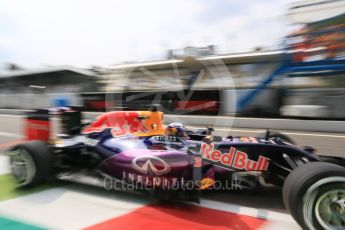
[82,111,164,137]
[200,143,270,171]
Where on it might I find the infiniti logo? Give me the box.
[132,156,171,176]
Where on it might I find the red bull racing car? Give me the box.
[7,106,345,230]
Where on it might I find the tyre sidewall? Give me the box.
[283,162,345,229]
[10,141,53,187]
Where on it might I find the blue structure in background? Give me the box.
[238,59,345,111]
[238,12,345,112]
[53,97,70,107]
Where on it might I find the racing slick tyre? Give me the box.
[283,162,345,230]
[258,131,296,144]
[8,140,53,187]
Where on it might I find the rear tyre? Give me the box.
[8,141,53,187]
[283,162,345,229]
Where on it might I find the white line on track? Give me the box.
[218,128,345,138]
[0,114,58,120]
[0,114,23,118]
[188,126,345,138]
[0,132,22,138]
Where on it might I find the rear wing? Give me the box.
[25,107,81,141]
[25,109,51,141]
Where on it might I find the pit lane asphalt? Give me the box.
[0,114,344,222]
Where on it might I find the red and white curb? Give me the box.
[196,199,300,230]
[0,185,300,229]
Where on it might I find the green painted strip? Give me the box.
[0,216,45,230]
[0,174,66,202]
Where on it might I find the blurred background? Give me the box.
[0,0,344,119]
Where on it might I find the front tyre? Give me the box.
[8,141,53,187]
[283,162,345,229]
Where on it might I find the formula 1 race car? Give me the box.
[7,106,345,230]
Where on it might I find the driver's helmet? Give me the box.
[165,122,188,139]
